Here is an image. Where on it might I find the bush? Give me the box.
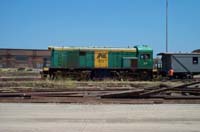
[17,68,25,71]
[26,68,33,71]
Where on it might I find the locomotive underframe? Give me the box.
[43,67,152,81]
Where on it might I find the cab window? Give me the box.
[79,51,86,56]
[140,54,150,60]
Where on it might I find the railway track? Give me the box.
[0,81,200,104]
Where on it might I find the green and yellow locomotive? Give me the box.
[42,45,153,80]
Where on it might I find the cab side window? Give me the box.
[79,51,86,56]
[140,54,150,60]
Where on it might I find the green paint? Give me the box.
[108,52,136,68]
[135,45,153,69]
[50,46,153,70]
[79,51,94,68]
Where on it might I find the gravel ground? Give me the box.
[0,103,200,132]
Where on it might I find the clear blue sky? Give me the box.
[0,0,200,56]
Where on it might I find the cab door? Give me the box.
[138,53,153,69]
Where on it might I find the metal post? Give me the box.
[166,0,168,52]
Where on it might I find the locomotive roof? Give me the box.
[136,45,153,52]
[48,46,137,52]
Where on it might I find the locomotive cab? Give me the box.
[135,45,153,69]
[135,45,153,79]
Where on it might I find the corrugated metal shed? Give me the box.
[192,49,200,53]
[0,48,50,68]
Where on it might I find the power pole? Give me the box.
[166,0,168,52]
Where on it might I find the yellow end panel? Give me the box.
[95,50,108,68]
